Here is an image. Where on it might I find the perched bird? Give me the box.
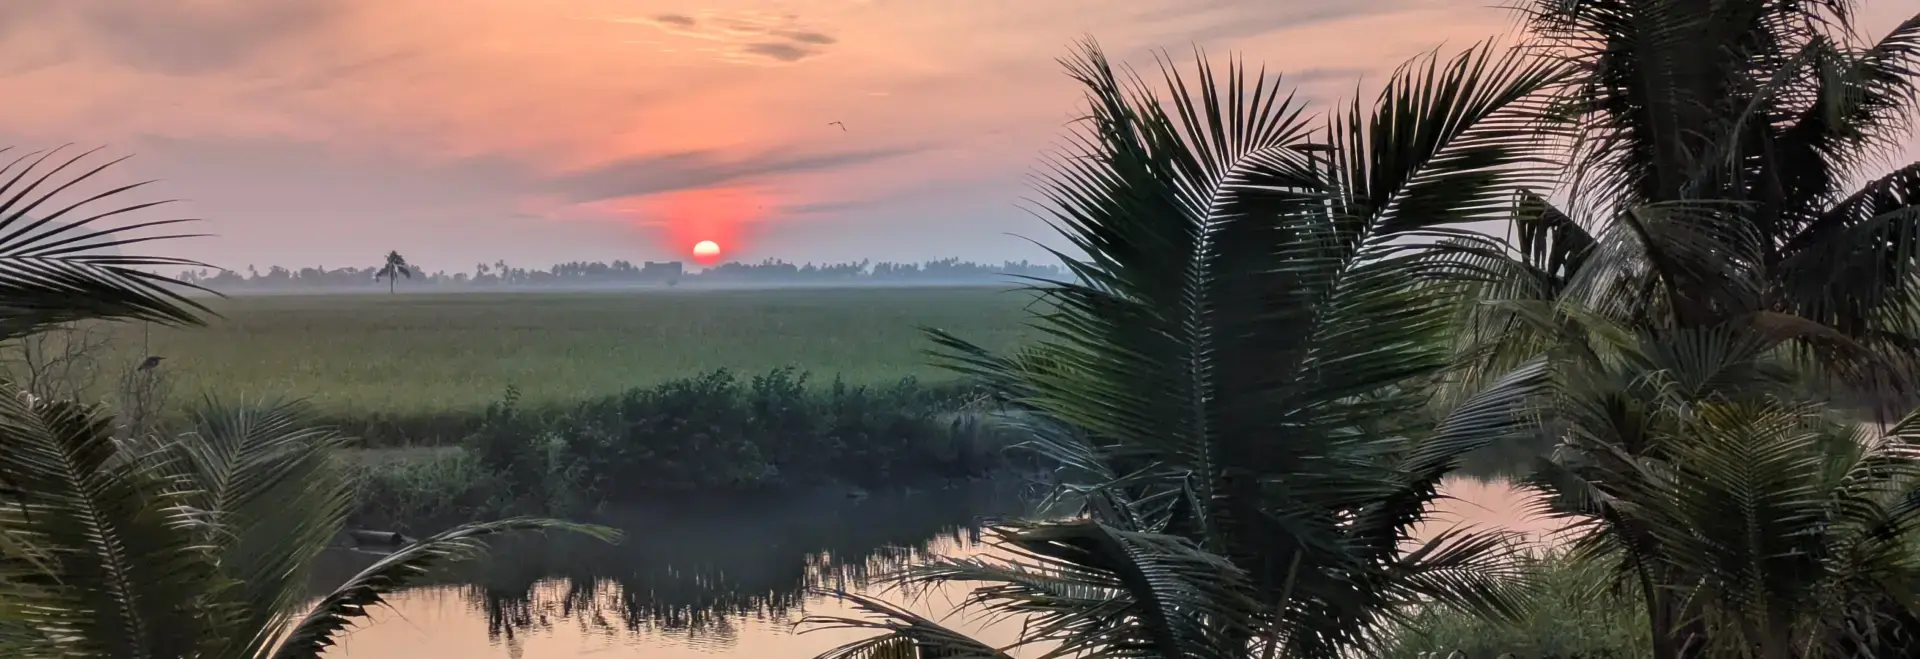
[828,121,846,132]
[136,356,164,371]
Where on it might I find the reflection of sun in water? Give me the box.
[692,240,721,263]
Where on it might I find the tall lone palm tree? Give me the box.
[376,250,412,294]
[805,38,1567,659]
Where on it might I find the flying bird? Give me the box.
[828,121,846,132]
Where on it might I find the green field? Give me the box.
[46,286,1036,420]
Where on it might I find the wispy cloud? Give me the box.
[740,42,812,63]
[27,0,349,75]
[597,9,841,63]
[653,13,697,28]
[541,146,932,204]
[776,30,837,45]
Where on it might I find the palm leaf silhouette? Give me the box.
[0,145,214,340]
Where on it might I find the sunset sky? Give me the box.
[2,0,1915,273]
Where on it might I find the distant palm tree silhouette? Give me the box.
[375,251,412,294]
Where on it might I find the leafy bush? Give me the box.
[1379,550,1651,659]
[354,368,1029,524]
[347,448,500,530]
[541,368,1018,492]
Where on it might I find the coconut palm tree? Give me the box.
[1454,1,1920,406]
[805,38,1568,659]
[1439,2,1920,656]
[0,397,616,658]
[376,251,412,294]
[1506,310,1920,658]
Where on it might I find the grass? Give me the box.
[34,286,1035,426]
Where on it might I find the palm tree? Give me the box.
[0,397,616,658]
[805,38,1567,659]
[376,250,412,294]
[1440,2,1920,656]
[1455,1,1920,407]
[1510,312,1920,658]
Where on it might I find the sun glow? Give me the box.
[692,240,722,263]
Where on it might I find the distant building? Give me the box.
[640,261,683,282]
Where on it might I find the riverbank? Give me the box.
[342,368,1039,529]
[345,445,1046,531]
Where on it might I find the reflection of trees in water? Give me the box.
[403,485,1021,648]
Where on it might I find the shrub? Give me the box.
[347,448,499,531]
[360,368,1033,524]
[1379,550,1651,659]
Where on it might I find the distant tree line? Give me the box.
[174,257,1067,291]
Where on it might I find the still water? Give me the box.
[318,479,1544,658]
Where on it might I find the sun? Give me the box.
[692,240,722,263]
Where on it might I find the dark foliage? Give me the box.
[353,369,1034,526]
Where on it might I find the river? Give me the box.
[317,478,1546,658]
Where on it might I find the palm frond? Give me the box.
[916,35,1572,659]
[269,518,619,659]
[1778,161,1920,336]
[1518,0,1714,207]
[1386,527,1534,623]
[161,399,360,659]
[807,519,1260,659]
[802,591,1013,659]
[1524,312,1920,655]
[1781,12,1920,188]
[0,386,220,658]
[0,145,215,340]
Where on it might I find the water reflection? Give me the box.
[318,478,1549,658]
[318,483,1034,657]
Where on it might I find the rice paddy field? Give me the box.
[22,286,1037,435]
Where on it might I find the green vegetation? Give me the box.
[0,397,614,658]
[34,288,1033,445]
[803,0,1920,655]
[6,0,1920,654]
[1378,551,1653,659]
[349,368,1030,528]
[809,37,1570,659]
[0,146,612,658]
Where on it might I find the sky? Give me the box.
[1,0,1915,274]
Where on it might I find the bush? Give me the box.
[394,368,1028,522]
[347,448,499,531]
[1379,550,1651,659]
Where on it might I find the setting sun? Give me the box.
[692,240,722,264]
